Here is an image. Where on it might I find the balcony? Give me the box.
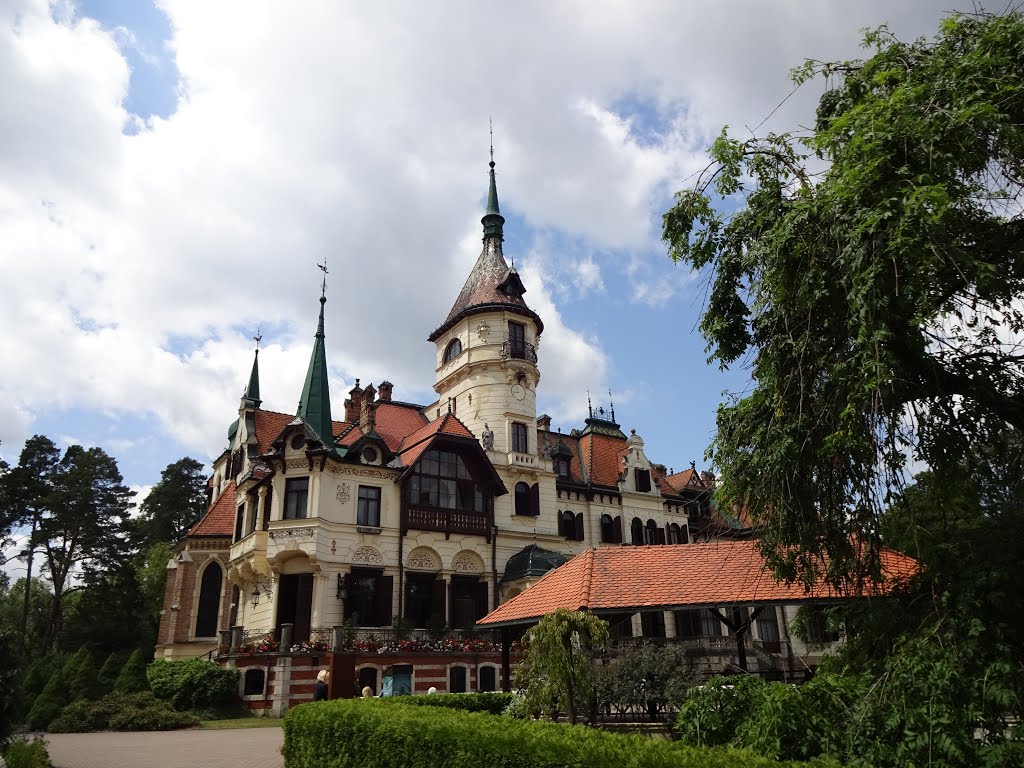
[500,340,537,363]
[406,506,491,540]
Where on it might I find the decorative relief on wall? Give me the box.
[336,483,350,503]
[406,547,441,571]
[352,545,384,565]
[285,459,310,470]
[324,466,395,480]
[268,527,314,540]
[452,552,483,573]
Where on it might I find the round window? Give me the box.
[361,446,379,463]
[290,434,306,450]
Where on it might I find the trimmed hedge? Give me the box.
[282,699,840,768]
[377,692,514,715]
[147,658,240,713]
[47,691,198,733]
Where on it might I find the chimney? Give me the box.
[536,414,552,431]
[378,381,393,402]
[360,384,377,432]
[700,471,716,486]
[344,379,363,423]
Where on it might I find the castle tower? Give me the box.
[428,156,543,460]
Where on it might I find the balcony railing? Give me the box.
[406,506,491,539]
[500,340,537,363]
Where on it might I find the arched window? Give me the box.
[560,510,576,539]
[514,482,531,516]
[600,514,614,543]
[243,668,266,695]
[449,665,467,693]
[644,519,658,545]
[668,523,681,544]
[630,518,644,545]
[478,665,497,692]
[194,562,223,638]
[443,338,462,363]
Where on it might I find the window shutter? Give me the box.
[613,516,623,543]
[655,526,666,545]
[574,513,584,541]
[431,578,447,628]
[530,483,540,517]
[374,575,393,627]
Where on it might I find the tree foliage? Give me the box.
[514,609,609,724]
[662,10,1024,589]
[136,457,208,546]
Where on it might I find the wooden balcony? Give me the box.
[405,505,492,541]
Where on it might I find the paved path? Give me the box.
[45,728,284,768]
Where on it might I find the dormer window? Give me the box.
[443,338,462,363]
[634,468,651,492]
[554,456,571,478]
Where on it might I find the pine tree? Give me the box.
[67,647,100,702]
[113,649,149,694]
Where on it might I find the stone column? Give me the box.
[256,485,268,529]
[230,625,243,653]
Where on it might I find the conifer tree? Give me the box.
[113,649,150,694]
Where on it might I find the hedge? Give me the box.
[282,699,840,768]
[147,658,240,713]
[2,737,54,768]
[377,692,514,715]
[47,691,198,733]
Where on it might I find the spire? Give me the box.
[296,270,336,452]
[241,331,262,408]
[482,121,504,241]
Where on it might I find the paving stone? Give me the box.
[45,728,284,768]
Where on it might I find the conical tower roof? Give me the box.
[296,295,336,451]
[242,349,261,407]
[428,158,543,342]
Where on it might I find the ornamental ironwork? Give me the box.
[500,340,537,363]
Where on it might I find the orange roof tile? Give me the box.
[188,481,237,537]
[478,541,919,628]
[374,402,429,452]
[396,412,477,468]
[580,432,628,487]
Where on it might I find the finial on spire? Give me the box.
[253,327,263,353]
[489,116,494,167]
[609,388,615,422]
[482,123,504,241]
[587,389,593,419]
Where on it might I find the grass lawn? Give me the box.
[199,717,283,730]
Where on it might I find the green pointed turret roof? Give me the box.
[428,157,543,342]
[242,349,261,407]
[296,295,336,452]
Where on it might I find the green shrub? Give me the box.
[675,676,769,748]
[47,691,198,733]
[282,698,828,768]
[25,665,69,731]
[113,649,149,693]
[2,737,54,768]
[146,658,239,713]
[67,647,100,702]
[379,692,514,715]
[96,651,126,697]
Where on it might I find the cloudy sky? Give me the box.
[1,0,975,503]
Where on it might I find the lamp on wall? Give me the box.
[250,575,274,608]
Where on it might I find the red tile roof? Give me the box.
[397,412,477,468]
[579,432,628,487]
[188,481,237,537]
[374,402,429,451]
[478,541,919,628]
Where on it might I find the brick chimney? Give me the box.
[344,379,363,423]
[360,384,377,432]
[377,381,393,402]
[536,414,552,431]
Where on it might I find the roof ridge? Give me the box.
[579,547,596,609]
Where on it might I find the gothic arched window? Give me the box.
[630,517,644,545]
[194,562,223,638]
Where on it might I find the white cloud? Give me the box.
[0,0,973,479]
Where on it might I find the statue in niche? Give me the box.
[481,424,494,451]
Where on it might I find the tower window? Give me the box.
[443,338,462,363]
[284,477,309,520]
[554,456,570,477]
[357,485,381,527]
[507,321,526,359]
[511,422,528,453]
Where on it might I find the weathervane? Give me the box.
[317,259,329,297]
[253,327,262,352]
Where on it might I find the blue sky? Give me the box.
[0,0,970,519]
